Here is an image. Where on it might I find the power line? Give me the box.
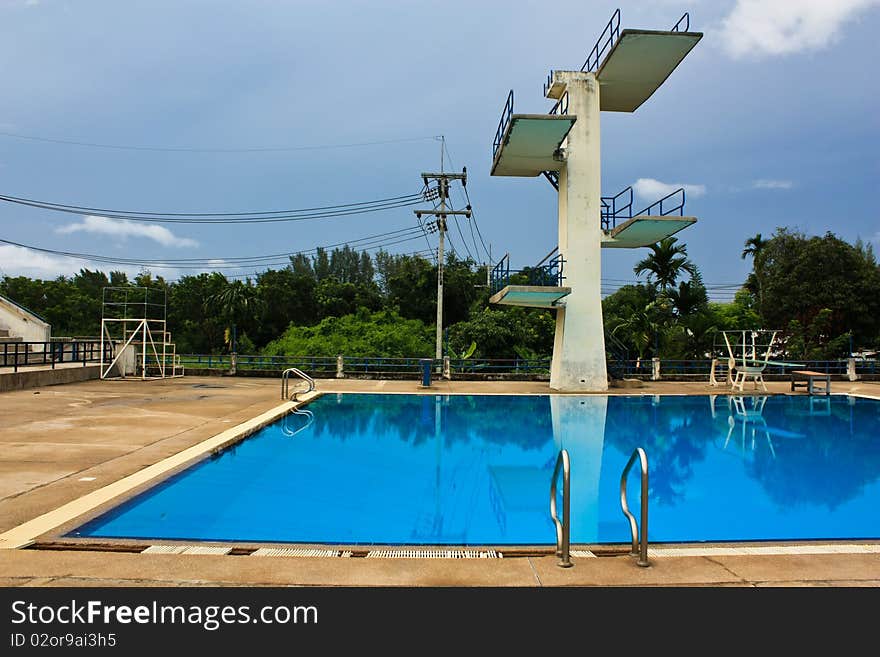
[0,131,440,154]
[0,227,428,270]
[441,140,492,263]
[0,191,429,224]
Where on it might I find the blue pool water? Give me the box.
[70,393,880,545]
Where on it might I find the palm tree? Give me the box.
[205,280,264,354]
[741,233,767,261]
[633,236,697,292]
[741,233,768,312]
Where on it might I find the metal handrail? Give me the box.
[492,90,514,159]
[281,367,315,401]
[581,8,621,73]
[1,339,111,373]
[671,12,690,33]
[601,185,634,230]
[281,408,315,437]
[620,447,649,567]
[549,449,572,568]
[634,187,686,217]
[548,91,569,116]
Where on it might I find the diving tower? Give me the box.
[488,9,702,392]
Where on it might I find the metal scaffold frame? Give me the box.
[99,286,184,380]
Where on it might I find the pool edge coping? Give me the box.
[4,389,879,553]
[0,392,320,550]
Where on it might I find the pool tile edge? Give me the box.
[0,395,315,550]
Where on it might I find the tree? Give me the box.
[741,232,768,312]
[633,237,697,292]
[205,279,264,352]
[759,229,880,351]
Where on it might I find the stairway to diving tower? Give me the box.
[488,9,702,391]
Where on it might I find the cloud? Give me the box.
[753,179,794,189]
[0,244,81,278]
[718,0,880,58]
[56,215,198,248]
[632,178,706,201]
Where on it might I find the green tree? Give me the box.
[760,229,880,350]
[205,279,264,352]
[633,236,697,292]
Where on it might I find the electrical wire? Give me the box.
[0,131,440,154]
[441,139,492,263]
[0,191,428,224]
[0,226,427,270]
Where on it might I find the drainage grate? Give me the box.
[365,549,502,559]
[570,550,597,558]
[250,548,351,558]
[142,545,187,554]
[142,545,231,555]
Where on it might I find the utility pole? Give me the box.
[415,163,470,363]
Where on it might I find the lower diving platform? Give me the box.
[489,251,571,309]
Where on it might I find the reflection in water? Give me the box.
[72,394,880,545]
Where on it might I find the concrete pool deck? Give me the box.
[1,375,879,587]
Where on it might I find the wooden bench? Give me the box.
[790,370,831,396]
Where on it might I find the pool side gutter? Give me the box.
[0,392,320,550]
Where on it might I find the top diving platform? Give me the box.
[491,10,701,178]
[593,28,702,113]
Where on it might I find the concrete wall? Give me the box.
[0,294,51,345]
[0,365,101,393]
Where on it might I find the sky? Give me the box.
[0,0,878,302]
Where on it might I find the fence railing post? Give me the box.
[336,355,344,379]
[847,357,859,382]
[652,357,661,381]
[443,356,451,380]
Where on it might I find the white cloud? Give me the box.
[0,244,81,278]
[56,215,198,248]
[753,179,794,189]
[718,0,880,58]
[632,178,706,201]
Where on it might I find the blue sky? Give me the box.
[0,0,878,302]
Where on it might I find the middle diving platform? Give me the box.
[490,186,695,307]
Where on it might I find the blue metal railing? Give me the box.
[490,252,565,295]
[1,339,111,373]
[634,188,686,217]
[141,354,876,379]
[548,91,569,116]
[601,185,634,230]
[492,90,514,160]
[582,8,621,73]
[490,253,511,295]
[671,12,690,33]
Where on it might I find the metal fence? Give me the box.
[0,340,111,373]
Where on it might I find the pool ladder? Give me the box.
[549,446,650,568]
[621,447,650,567]
[281,367,316,401]
[549,449,572,568]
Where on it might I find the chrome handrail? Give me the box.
[620,447,650,567]
[281,367,315,401]
[549,449,572,568]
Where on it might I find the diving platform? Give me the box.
[489,285,572,309]
[602,215,696,248]
[491,91,576,177]
[596,30,702,112]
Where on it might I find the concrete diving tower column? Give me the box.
[550,70,607,392]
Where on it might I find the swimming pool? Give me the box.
[69,393,880,545]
